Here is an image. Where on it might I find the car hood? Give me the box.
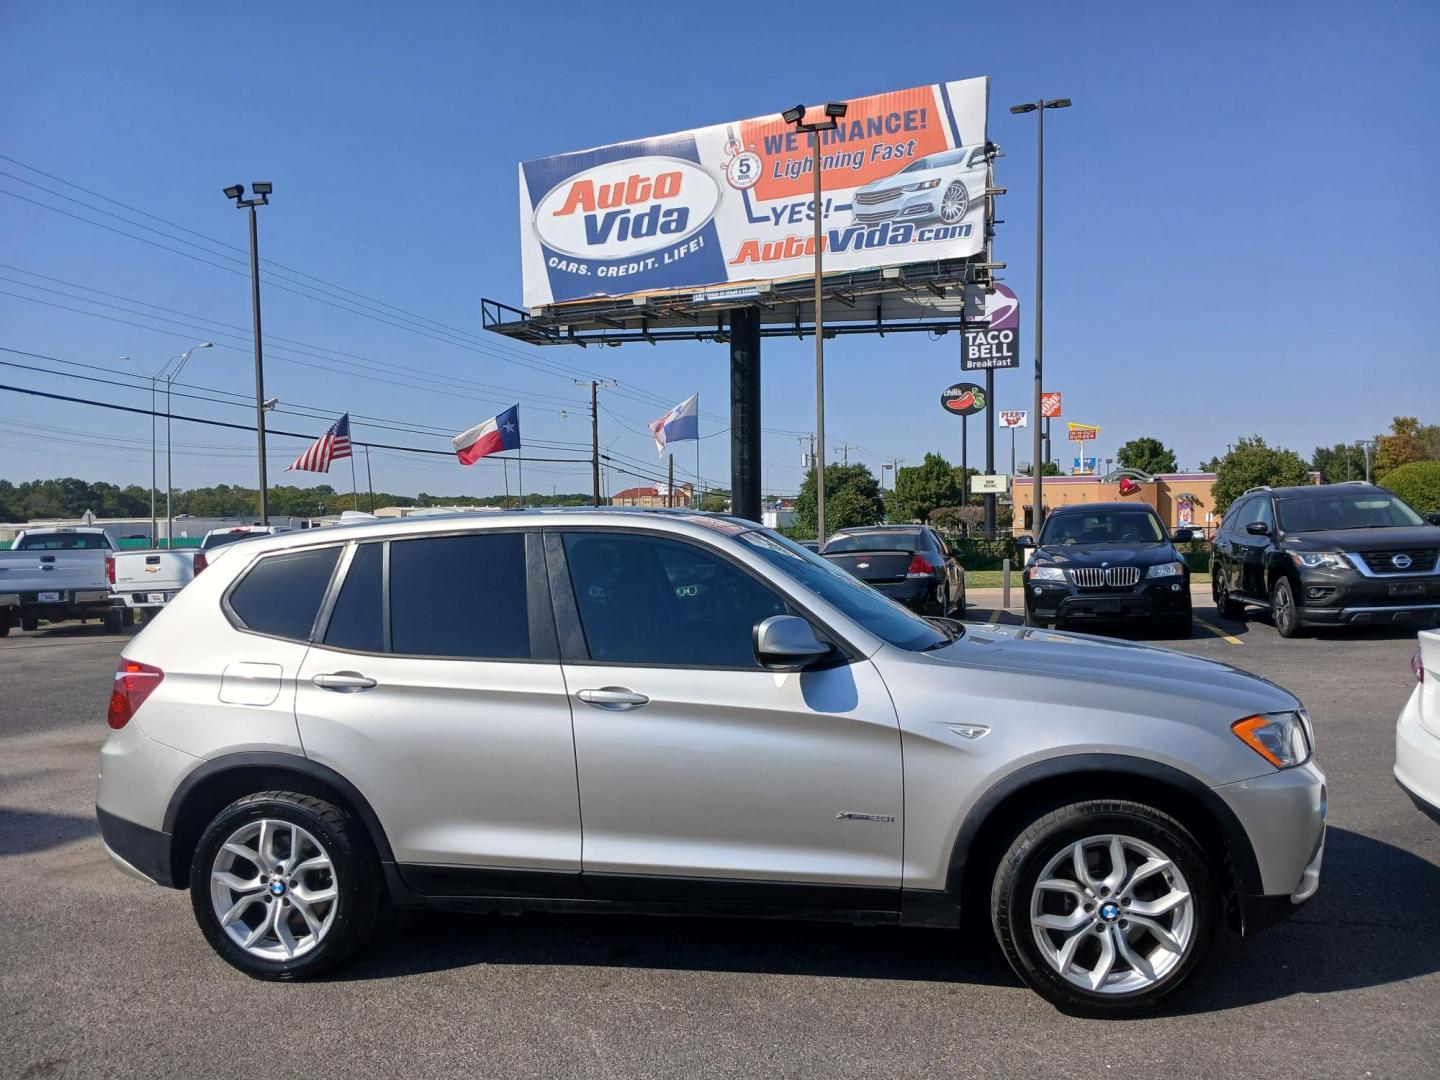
[1032,541,1179,568]
[921,622,1299,716]
[1281,525,1440,551]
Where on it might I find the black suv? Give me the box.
[1210,482,1440,637]
[1018,502,1194,635]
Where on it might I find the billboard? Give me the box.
[998,409,1028,428]
[1040,392,1062,418]
[1068,423,1099,441]
[963,283,1019,370]
[518,78,990,308]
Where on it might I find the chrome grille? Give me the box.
[1071,566,1141,588]
[854,208,899,223]
[854,187,901,205]
[1358,549,1438,574]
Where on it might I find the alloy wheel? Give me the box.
[940,182,968,224]
[1029,833,1194,994]
[1274,583,1294,633]
[209,818,339,961]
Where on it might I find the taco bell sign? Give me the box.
[963,283,1020,371]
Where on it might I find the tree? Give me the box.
[1017,460,1061,477]
[793,463,884,538]
[1211,436,1312,512]
[1378,460,1440,514]
[1115,436,1177,476]
[698,493,729,513]
[1374,417,1426,477]
[890,452,959,523]
[929,504,985,535]
[1310,443,1368,483]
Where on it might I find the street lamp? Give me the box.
[223,181,273,524]
[1009,97,1071,535]
[782,99,848,544]
[119,355,160,543]
[157,342,213,545]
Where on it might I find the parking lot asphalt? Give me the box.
[1,611,1437,1080]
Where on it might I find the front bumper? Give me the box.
[1025,576,1192,622]
[1395,684,1440,822]
[1213,759,1327,932]
[852,191,943,225]
[1293,567,1440,626]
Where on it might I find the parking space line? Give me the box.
[1194,616,1243,645]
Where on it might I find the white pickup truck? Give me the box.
[0,526,126,635]
[110,525,296,617]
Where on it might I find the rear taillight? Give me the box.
[905,554,937,578]
[105,554,115,585]
[108,660,163,730]
[193,552,208,576]
[1416,649,1426,683]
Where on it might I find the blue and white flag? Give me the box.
[648,393,699,456]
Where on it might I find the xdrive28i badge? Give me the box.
[533,157,721,260]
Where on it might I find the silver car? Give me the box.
[97,510,1325,1016]
[851,146,988,227]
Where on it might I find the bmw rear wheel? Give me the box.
[190,790,380,980]
[991,799,1218,1017]
[939,181,968,224]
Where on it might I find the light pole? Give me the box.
[1010,97,1070,535]
[120,356,160,543]
[223,181,273,524]
[782,100,848,544]
[1355,439,1374,482]
[161,342,213,544]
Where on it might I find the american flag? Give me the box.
[285,413,353,473]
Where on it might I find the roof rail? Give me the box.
[1337,479,1373,486]
[1241,485,1272,495]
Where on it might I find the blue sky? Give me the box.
[2,1,1436,501]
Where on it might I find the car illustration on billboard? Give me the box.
[851,145,989,226]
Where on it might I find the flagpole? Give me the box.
[364,444,375,512]
[517,449,525,510]
[668,453,675,509]
[349,451,359,510]
[694,395,701,509]
[502,459,510,507]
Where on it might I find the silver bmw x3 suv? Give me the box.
[97,510,1325,1016]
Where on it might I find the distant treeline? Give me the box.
[0,478,593,523]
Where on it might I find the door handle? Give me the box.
[576,687,649,710]
[311,672,377,692]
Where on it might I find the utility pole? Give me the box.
[576,379,616,505]
[223,182,274,525]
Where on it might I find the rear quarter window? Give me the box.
[227,546,342,641]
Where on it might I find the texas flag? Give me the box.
[452,404,521,465]
[648,393,698,457]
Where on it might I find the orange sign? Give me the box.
[1040,392,1062,418]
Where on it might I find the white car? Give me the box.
[850,146,988,227]
[1396,629,1440,822]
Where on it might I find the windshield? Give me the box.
[1276,492,1426,532]
[823,530,922,554]
[738,530,948,652]
[1040,510,1166,545]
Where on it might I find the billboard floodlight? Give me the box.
[252,181,274,195]
[781,105,805,124]
[223,184,245,199]
[1044,98,1073,109]
[824,102,847,119]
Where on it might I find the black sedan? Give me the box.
[821,525,966,617]
[1019,503,1193,635]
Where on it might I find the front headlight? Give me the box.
[902,178,941,191]
[1289,551,1350,570]
[1145,561,1186,579]
[1027,566,1067,582]
[1232,712,1310,769]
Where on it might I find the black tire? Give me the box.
[189,790,381,980]
[991,799,1219,1018]
[1023,609,1050,629]
[120,607,136,628]
[102,608,124,634]
[1271,577,1303,638]
[20,614,38,632]
[1212,568,1242,619]
[0,617,9,637]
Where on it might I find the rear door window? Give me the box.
[228,546,342,641]
[323,543,384,653]
[388,533,531,659]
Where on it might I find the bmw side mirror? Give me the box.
[1245,522,1271,536]
[1427,512,1440,526]
[753,615,832,671]
[1015,535,1035,549]
[1172,528,1194,543]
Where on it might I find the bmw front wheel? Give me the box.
[190,790,380,980]
[990,799,1218,1017]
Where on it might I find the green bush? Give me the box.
[1378,460,1440,514]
